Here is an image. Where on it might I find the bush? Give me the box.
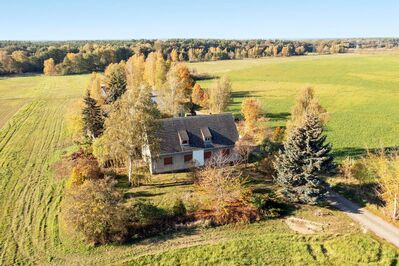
[256,156,276,177]
[340,156,356,179]
[172,199,187,217]
[126,200,168,225]
[194,155,260,224]
[63,178,129,245]
[66,156,103,188]
[251,194,284,218]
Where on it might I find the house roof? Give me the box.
[155,113,239,154]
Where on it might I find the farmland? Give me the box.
[1,53,399,264]
[190,53,399,157]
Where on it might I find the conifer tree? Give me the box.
[273,113,333,204]
[105,62,127,103]
[82,91,104,141]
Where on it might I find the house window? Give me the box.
[204,151,212,159]
[164,157,173,165]
[222,149,230,157]
[184,153,193,162]
[182,140,188,145]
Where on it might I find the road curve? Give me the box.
[326,189,399,248]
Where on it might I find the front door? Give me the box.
[193,149,204,166]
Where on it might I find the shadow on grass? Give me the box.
[332,147,367,160]
[124,191,166,199]
[332,146,399,161]
[147,180,193,189]
[266,112,291,123]
[331,182,384,208]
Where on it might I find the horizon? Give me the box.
[2,0,399,40]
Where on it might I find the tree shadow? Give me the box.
[332,146,399,161]
[332,147,367,160]
[124,191,165,199]
[266,112,291,123]
[147,180,193,189]
[331,182,384,208]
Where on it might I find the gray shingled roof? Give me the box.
[155,113,239,154]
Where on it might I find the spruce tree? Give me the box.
[82,91,104,141]
[105,62,127,103]
[273,113,333,204]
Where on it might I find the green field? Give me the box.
[190,53,399,157]
[1,54,399,265]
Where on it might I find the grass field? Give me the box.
[1,54,399,265]
[190,53,399,157]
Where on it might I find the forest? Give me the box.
[1,38,398,75]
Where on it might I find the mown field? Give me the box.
[0,53,399,265]
[190,53,399,157]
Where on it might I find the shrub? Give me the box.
[356,151,399,220]
[66,156,103,188]
[194,155,259,224]
[63,178,129,245]
[172,199,187,217]
[340,156,356,179]
[256,156,276,177]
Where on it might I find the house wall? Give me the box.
[151,146,237,174]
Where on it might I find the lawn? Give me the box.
[190,53,399,158]
[1,55,399,265]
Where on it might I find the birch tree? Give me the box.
[95,86,160,186]
[209,76,232,113]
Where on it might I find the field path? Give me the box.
[327,189,399,248]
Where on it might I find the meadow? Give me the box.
[0,53,399,264]
[190,53,399,157]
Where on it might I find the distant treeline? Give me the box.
[0,38,398,75]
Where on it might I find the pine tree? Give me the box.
[82,91,104,141]
[273,113,333,204]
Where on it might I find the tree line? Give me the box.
[2,38,398,75]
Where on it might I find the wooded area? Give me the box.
[1,38,398,75]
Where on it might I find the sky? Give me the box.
[1,0,399,40]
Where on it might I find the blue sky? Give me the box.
[1,0,398,40]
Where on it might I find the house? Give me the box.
[148,113,240,174]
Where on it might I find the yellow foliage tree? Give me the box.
[286,86,328,135]
[209,76,232,113]
[170,49,179,62]
[43,58,56,76]
[87,72,105,105]
[144,52,157,89]
[125,53,145,90]
[241,98,264,132]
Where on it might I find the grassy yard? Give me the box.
[1,54,399,265]
[190,53,399,158]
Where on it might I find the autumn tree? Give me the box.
[88,72,105,105]
[63,178,129,244]
[274,113,333,204]
[241,98,264,132]
[82,91,104,141]
[155,52,167,90]
[43,58,56,76]
[191,83,209,108]
[125,53,145,90]
[105,62,127,103]
[144,52,157,90]
[209,76,232,113]
[170,49,179,62]
[158,63,193,116]
[94,86,160,186]
[286,86,328,135]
